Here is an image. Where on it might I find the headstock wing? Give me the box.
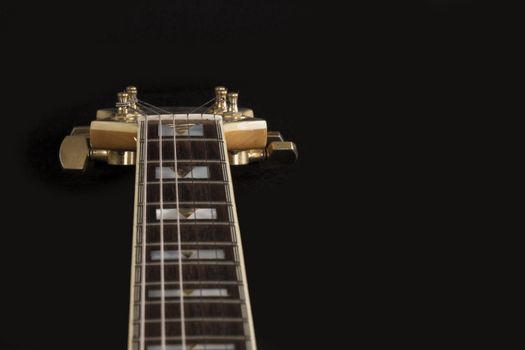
[60,86,297,171]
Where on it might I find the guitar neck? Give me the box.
[128,114,256,350]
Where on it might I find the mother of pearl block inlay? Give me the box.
[148,289,229,298]
[156,208,217,220]
[155,166,209,179]
[148,345,235,350]
[158,123,204,137]
[151,249,225,260]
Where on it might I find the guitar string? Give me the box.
[135,97,220,350]
[136,105,170,350]
[138,97,216,115]
[171,108,187,350]
[136,103,191,350]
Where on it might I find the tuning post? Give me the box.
[210,86,228,114]
[227,93,238,113]
[224,92,246,121]
[115,91,139,122]
[126,86,140,112]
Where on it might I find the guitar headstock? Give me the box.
[59,86,297,171]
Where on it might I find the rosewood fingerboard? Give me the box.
[128,114,256,350]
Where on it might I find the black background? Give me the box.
[0,1,481,349]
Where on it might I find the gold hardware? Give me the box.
[90,149,109,162]
[59,135,90,170]
[115,92,129,120]
[229,149,265,165]
[59,85,298,171]
[59,126,136,170]
[227,93,238,113]
[107,150,136,165]
[209,86,228,114]
[223,92,247,121]
[266,141,298,165]
[126,86,139,111]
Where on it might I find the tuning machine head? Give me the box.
[59,85,297,171]
[59,125,136,171]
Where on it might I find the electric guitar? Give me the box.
[59,86,297,350]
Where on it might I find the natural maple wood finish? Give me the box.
[223,119,267,150]
[90,117,268,152]
[90,120,138,151]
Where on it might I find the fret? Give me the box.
[143,224,235,243]
[144,303,244,319]
[147,141,223,161]
[146,183,228,203]
[146,180,229,185]
[139,261,238,267]
[141,242,237,248]
[141,281,243,286]
[144,336,249,341]
[142,300,245,305]
[145,265,239,282]
[144,321,246,337]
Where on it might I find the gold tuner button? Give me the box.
[266,141,298,165]
[59,135,90,171]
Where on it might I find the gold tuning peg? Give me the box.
[266,141,298,165]
[265,131,298,164]
[59,127,91,171]
[227,130,298,167]
[59,126,136,171]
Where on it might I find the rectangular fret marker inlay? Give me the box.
[155,166,209,179]
[156,208,217,220]
[151,249,225,260]
[148,288,229,298]
[148,345,235,350]
[159,123,204,137]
